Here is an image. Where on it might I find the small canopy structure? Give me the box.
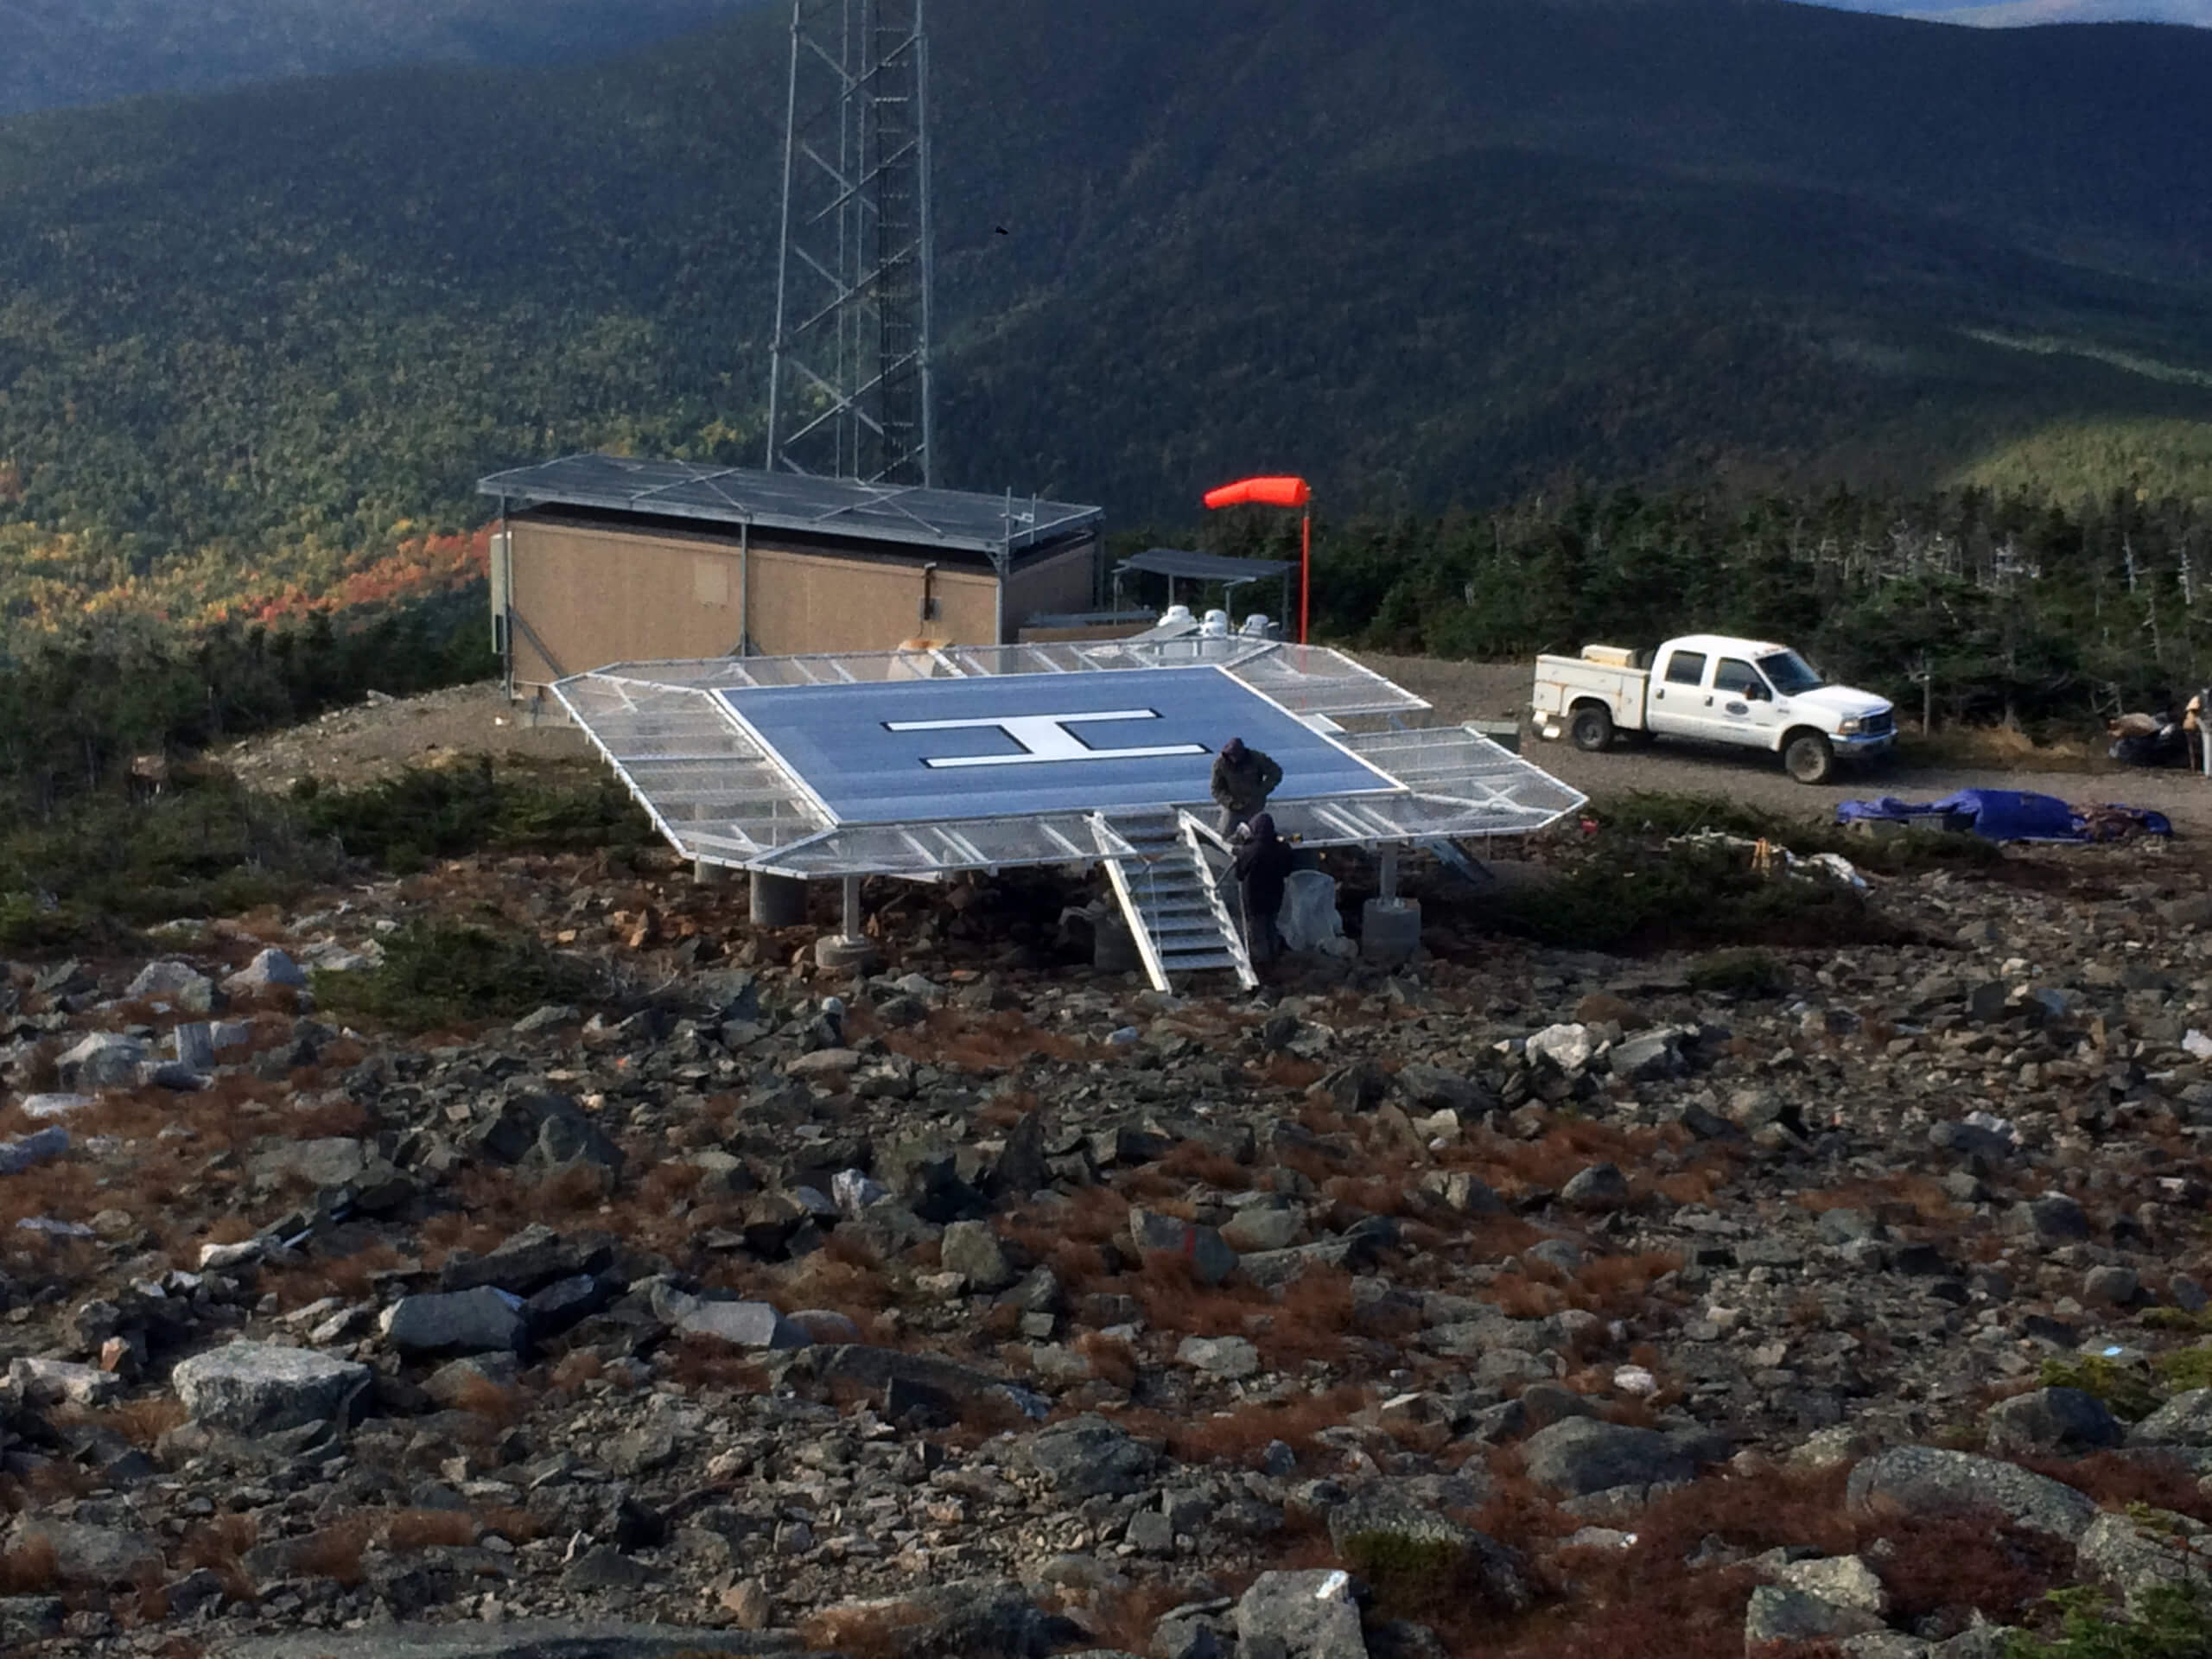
[1112,548,1294,628]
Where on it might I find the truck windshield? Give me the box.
[1758,651,1824,696]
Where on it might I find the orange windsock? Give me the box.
[1204,475,1312,510]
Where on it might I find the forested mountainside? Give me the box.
[0,0,2209,626]
[0,0,760,116]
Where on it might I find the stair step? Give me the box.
[1158,951,1243,970]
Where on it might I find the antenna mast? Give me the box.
[766,0,936,487]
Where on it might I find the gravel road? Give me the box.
[1364,653,2212,836]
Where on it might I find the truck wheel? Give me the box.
[1570,706,1615,752]
[1784,733,1834,785]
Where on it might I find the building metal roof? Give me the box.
[1116,548,1294,584]
[478,454,1103,558]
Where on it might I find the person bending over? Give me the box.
[1211,735,1282,838]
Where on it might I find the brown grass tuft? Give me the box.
[798,1599,936,1659]
[290,1516,373,1587]
[1150,1383,1373,1467]
[0,1535,59,1593]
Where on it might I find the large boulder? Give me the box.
[127,960,220,1011]
[1744,1585,1885,1649]
[1326,1490,1532,1613]
[667,1295,809,1351]
[172,1342,370,1436]
[1521,1417,1696,1497]
[55,1033,149,1090]
[2128,1389,2212,1448]
[939,1220,1019,1293]
[1986,1387,2124,1457]
[1846,1446,2098,1543]
[1027,1414,1160,1498]
[2075,1509,2212,1614]
[223,947,308,994]
[381,1287,529,1358]
[1235,1570,1366,1659]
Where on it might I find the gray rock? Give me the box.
[128,959,219,1008]
[1029,1414,1160,1498]
[223,947,308,993]
[1177,1335,1261,1378]
[0,1599,65,1644]
[2129,1389,2212,1447]
[55,1032,149,1089]
[2083,1265,2140,1307]
[673,1298,809,1351]
[1840,1637,1930,1659]
[2075,1509,2212,1613]
[1744,1585,1885,1649]
[16,1520,163,1586]
[1985,1388,2123,1457]
[1775,1554,1891,1615]
[210,1623,802,1658]
[1611,1030,1685,1082]
[1521,1417,1695,1497]
[173,1341,372,1436]
[1130,1208,1237,1287]
[1326,1491,1531,1613]
[564,1544,654,1591]
[1846,1446,2099,1541]
[0,1128,69,1176]
[1221,1204,1302,1253]
[940,1219,1019,1293]
[2026,1195,2092,1244]
[1560,1163,1630,1212]
[9,1356,120,1408]
[251,1135,371,1190]
[382,1287,529,1357]
[1235,1568,1367,1659]
[1395,1065,1488,1112]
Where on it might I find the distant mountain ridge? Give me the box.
[0,0,761,116]
[1799,0,2212,24]
[0,0,2209,626]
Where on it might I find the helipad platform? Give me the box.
[553,639,1586,879]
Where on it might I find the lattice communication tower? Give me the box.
[765,0,935,486]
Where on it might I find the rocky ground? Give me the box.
[3,816,2212,1658]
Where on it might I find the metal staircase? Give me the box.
[1090,811,1256,995]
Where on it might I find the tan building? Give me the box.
[478,455,1105,691]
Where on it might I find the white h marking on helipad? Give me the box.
[885,710,1207,770]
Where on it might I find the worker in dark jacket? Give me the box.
[1211,735,1282,837]
[1230,813,1296,964]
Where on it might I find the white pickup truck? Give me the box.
[1531,634,1895,783]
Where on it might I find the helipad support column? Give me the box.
[694,860,731,887]
[1362,842,1421,966]
[750,872,806,928]
[815,874,883,973]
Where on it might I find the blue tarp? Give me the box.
[1835,789,2172,843]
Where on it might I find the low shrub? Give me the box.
[1686,948,1789,996]
[2040,1356,2159,1422]
[309,920,596,1032]
[298,759,652,871]
[2007,1585,2212,1657]
[1485,839,1903,953]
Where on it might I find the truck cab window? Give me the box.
[1663,652,1707,687]
[1758,651,1825,696]
[1714,658,1767,697]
